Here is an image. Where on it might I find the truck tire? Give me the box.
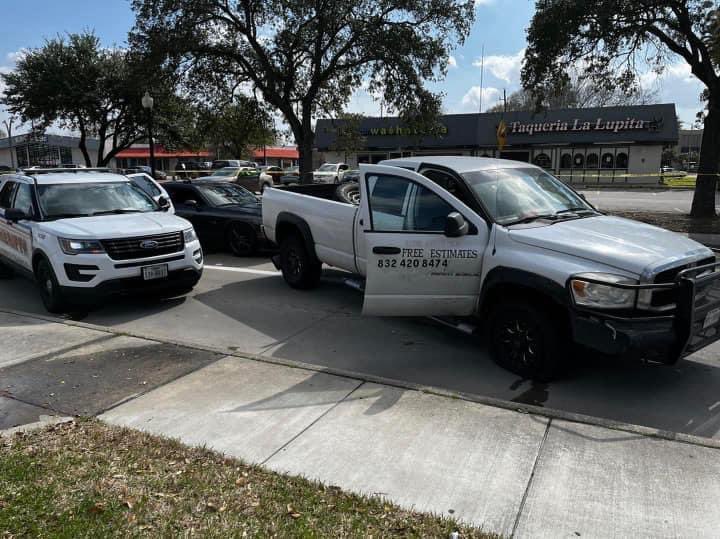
[336,182,361,205]
[489,298,564,381]
[35,258,69,314]
[279,235,322,289]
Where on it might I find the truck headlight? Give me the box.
[58,238,105,255]
[183,228,198,243]
[570,273,637,310]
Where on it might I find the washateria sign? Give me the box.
[509,117,656,136]
[362,124,449,137]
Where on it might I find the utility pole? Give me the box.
[478,44,485,114]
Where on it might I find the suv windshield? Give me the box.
[461,167,594,225]
[212,168,238,177]
[197,183,256,206]
[318,164,336,172]
[37,182,158,219]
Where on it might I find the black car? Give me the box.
[163,181,265,256]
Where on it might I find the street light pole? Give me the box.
[141,91,156,180]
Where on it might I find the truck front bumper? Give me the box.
[570,261,720,363]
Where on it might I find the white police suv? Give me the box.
[0,169,203,313]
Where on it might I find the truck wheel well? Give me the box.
[480,283,570,332]
[275,215,320,265]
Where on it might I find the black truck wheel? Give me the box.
[279,235,322,289]
[35,258,69,314]
[490,298,564,381]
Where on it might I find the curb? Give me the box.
[3,307,720,452]
[0,415,74,438]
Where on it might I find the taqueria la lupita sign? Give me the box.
[509,117,655,136]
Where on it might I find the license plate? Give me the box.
[142,264,168,281]
[703,307,720,329]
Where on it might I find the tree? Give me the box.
[197,96,276,160]
[328,112,366,162]
[486,77,658,113]
[522,2,720,217]
[131,0,474,182]
[1,32,189,167]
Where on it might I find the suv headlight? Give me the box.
[570,273,637,310]
[58,238,105,255]
[183,228,198,243]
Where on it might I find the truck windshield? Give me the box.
[461,167,594,225]
[197,183,256,206]
[37,182,158,219]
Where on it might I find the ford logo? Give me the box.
[140,240,159,249]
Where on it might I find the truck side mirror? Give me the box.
[158,196,170,211]
[4,208,28,222]
[444,212,469,238]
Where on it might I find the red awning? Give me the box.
[252,147,299,159]
[115,145,211,159]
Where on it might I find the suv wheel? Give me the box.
[227,223,257,257]
[279,235,322,289]
[35,258,68,313]
[490,299,564,381]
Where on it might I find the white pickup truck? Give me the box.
[262,156,720,380]
[0,169,203,313]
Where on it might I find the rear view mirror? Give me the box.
[444,212,469,238]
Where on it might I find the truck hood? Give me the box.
[42,212,191,239]
[508,215,712,278]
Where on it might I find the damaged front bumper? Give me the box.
[570,261,720,363]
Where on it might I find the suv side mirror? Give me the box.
[4,208,28,222]
[444,212,469,238]
[158,196,170,211]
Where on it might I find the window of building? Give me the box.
[616,152,628,168]
[586,153,599,168]
[601,152,615,169]
[560,153,572,169]
[573,153,585,168]
[368,174,454,232]
[533,153,552,169]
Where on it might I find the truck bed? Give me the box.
[262,184,359,273]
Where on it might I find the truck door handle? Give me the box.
[373,246,401,255]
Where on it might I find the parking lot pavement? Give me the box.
[0,314,222,428]
[3,253,720,440]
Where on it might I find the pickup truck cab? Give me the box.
[262,156,720,380]
[0,169,203,313]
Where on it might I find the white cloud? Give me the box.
[474,0,495,6]
[459,86,501,112]
[448,55,457,69]
[473,48,525,85]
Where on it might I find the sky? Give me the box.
[0,0,707,134]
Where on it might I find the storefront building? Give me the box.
[0,133,102,169]
[315,103,678,185]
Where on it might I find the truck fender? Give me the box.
[275,212,320,265]
[478,266,570,319]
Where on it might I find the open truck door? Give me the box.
[359,164,489,317]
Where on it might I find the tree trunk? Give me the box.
[690,97,720,217]
[77,125,92,168]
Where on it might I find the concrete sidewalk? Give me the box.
[3,312,720,537]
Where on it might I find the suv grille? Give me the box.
[651,256,716,308]
[101,232,184,261]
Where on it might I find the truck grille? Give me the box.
[101,232,184,261]
[651,256,716,308]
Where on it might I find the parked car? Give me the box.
[258,166,285,191]
[279,166,301,185]
[263,156,720,381]
[196,166,254,182]
[313,163,350,184]
[127,172,175,213]
[124,166,167,182]
[341,169,360,183]
[211,159,254,170]
[0,169,202,313]
[164,181,265,256]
